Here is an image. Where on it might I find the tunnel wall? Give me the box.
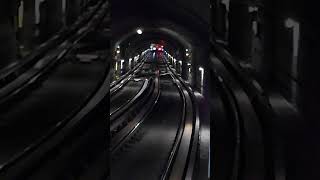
[212,0,320,179]
[0,1,17,68]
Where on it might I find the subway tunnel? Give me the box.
[0,0,320,180]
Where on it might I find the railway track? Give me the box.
[109,53,199,180]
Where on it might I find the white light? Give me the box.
[136,29,143,35]
[248,6,258,12]
[115,62,118,71]
[221,0,230,11]
[179,61,182,65]
[116,50,120,54]
[252,21,258,35]
[120,59,124,69]
[285,18,296,28]
[186,49,189,52]
[199,67,205,86]
[129,58,132,67]
[186,53,190,57]
[152,47,156,51]
[284,18,300,58]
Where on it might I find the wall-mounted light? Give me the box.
[285,18,295,28]
[248,6,258,13]
[115,62,118,71]
[221,0,230,11]
[136,28,143,35]
[120,59,124,69]
[199,67,205,87]
[18,1,24,28]
[285,18,300,103]
[285,18,300,58]
[129,58,132,68]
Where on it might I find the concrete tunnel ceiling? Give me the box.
[112,0,211,46]
[115,28,191,59]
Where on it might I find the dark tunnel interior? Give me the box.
[0,0,319,179]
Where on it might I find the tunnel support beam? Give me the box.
[40,0,63,41]
[228,1,252,61]
[0,0,17,68]
[66,0,81,25]
[212,0,228,40]
[182,54,188,80]
[22,0,36,52]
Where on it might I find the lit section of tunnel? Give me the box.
[112,25,209,92]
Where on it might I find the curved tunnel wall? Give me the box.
[211,0,320,179]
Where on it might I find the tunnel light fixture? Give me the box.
[284,18,300,57]
[284,18,300,102]
[186,49,189,52]
[134,56,139,62]
[136,29,143,35]
[186,53,190,57]
[115,62,118,71]
[248,6,258,13]
[116,50,120,54]
[18,1,24,28]
[120,59,124,69]
[221,0,230,11]
[285,18,297,28]
[199,67,205,87]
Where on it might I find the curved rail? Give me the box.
[110,78,149,120]
[110,61,145,96]
[110,76,160,154]
[161,60,199,180]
